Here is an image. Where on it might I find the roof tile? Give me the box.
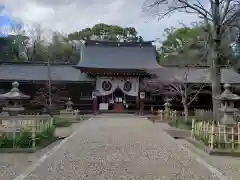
[76,45,159,69]
[148,67,240,84]
[0,63,93,82]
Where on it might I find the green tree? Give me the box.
[159,26,206,65]
[68,23,143,42]
[0,23,143,63]
[50,32,79,63]
[158,25,235,66]
[0,37,14,60]
[0,35,29,61]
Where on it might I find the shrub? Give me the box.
[0,126,56,148]
[16,131,32,148]
[0,134,14,148]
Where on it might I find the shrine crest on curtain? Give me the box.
[96,76,139,96]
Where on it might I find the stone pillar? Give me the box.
[92,91,97,115]
[139,92,145,116]
[66,97,73,112]
[164,102,171,120]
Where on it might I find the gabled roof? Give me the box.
[148,67,240,84]
[75,40,160,70]
[0,62,93,82]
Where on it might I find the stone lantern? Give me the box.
[0,81,30,117]
[218,83,240,124]
[59,97,80,121]
[66,97,73,112]
[0,81,30,146]
[163,101,171,119]
[164,93,174,111]
[164,101,171,111]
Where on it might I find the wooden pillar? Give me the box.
[136,78,141,110]
[136,94,139,109]
[92,91,97,115]
[139,92,145,116]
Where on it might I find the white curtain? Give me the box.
[96,76,139,96]
[118,77,139,96]
[96,77,118,96]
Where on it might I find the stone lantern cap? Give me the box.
[66,97,73,106]
[218,83,240,101]
[0,81,30,100]
[164,101,171,107]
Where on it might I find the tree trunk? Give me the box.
[211,65,221,121]
[183,104,189,123]
[211,26,222,121]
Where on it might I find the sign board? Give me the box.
[140,92,145,99]
[92,92,97,99]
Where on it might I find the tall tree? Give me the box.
[0,36,17,60]
[159,26,207,65]
[143,0,240,120]
[159,25,235,66]
[6,23,48,62]
[50,32,79,63]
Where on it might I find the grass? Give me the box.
[169,116,192,130]
[0,126,56,149]
[0,136,60,153]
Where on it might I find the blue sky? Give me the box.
[0,15,16,26]
[0,5,18,36]
[0,5,15,27]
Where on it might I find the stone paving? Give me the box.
[18,116,227,180]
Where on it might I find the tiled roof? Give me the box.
[148,67,240,84]
[76,41,159,70]
[1,62,240,84]
[0,63,93,82]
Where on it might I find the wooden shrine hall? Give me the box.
[1,40,240,114]
[74,40,159,114]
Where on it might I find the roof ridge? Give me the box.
[0,61,77,66]
[162,64,232,68]
[85,40,154,47]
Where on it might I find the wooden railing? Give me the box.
[194,109,213,120]
[191,119,240,150]
[153,109,177,121]
[0,114,54,149]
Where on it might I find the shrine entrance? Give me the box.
[95,76,139,113]
[112,88,124,112]
[98,88,126,112]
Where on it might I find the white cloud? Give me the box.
[3,0,200,40]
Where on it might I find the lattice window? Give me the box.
[125,95,136,105]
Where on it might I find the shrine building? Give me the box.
[1,40,240,114]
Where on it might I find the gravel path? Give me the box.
[179,138,240,180]
[22,116,226,180]
[0,121,81,180]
